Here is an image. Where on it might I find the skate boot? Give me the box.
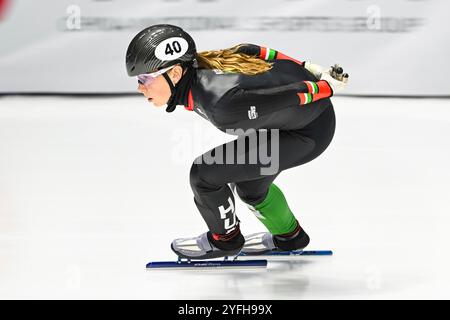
[171,228,245,260]
[242,224,310,255]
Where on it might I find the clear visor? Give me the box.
[137,65,176,86]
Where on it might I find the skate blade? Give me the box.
[146,259,267,269]
[238,250,333,257]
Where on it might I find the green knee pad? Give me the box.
[247,183,297,235]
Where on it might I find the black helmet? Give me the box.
[126,24,197,76]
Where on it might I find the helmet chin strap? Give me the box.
[163,62,196,113]
[162,72,177,112]
[162,72,175,94]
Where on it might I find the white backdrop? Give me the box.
[0,0,449,96]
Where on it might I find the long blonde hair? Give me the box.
[196,44,273,75]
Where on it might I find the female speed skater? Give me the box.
[125,24,348,260]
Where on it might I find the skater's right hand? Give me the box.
[320,66,349,93]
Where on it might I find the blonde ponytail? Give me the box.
[196,44,273,75]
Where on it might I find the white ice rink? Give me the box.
[0,95,449,299]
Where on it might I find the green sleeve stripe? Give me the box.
[312,82,319,94]
[268,49,277,60]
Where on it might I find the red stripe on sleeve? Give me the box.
[276,52,303,65]
[304,81,313,93]
[259,47,267,60]
[297,93,306,105]
[312,80,333,102]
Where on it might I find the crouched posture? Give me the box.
[126,24,348,259]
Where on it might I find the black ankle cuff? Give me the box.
[273,228,310,251]
[207,231,245,251]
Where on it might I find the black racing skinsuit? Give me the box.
[179,44,336,238]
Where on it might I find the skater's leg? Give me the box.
[230,173,279,207]
[235,107,336,252]
[235,180,297,236]
[189,129,300,238]
[234,178,309,252]
[173,131,279,258]
[236,106,336,234]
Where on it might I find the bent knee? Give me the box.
[189,162,220,190]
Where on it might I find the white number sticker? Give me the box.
[155,37,189,61]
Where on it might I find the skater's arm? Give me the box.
[232,43,305,66]
[232,43,327,81]
[243,80,333,105]
[222,80,333,117]
[230,79,333,108]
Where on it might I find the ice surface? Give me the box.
[0,95,449,299]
